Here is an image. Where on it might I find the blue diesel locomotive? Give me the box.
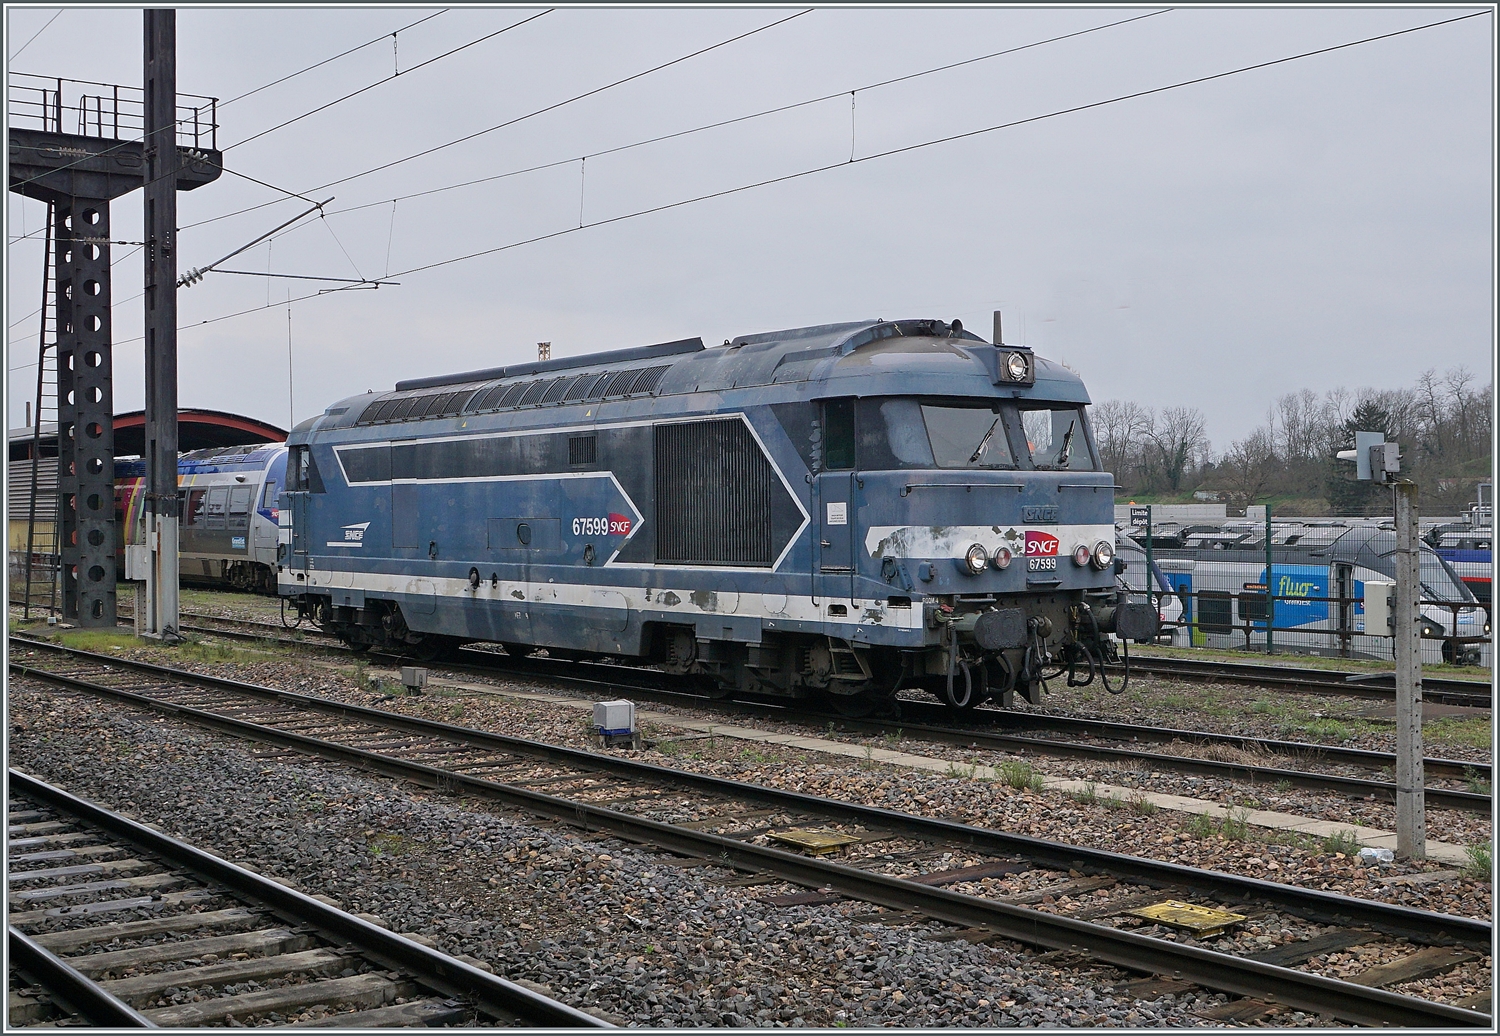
[278,319,1156,713]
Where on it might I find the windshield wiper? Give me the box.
[1056,419,1077,468]
[968,417,1001,464]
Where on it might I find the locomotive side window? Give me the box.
[823,399,856,470]
[285,445,324,492]
[920,404,1016,469]
[261,478,279,509]
[1020,406,1095,470]
[287,447,308,491]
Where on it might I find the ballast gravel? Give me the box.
[15,633,1489,924]
[9,680,1285,1028]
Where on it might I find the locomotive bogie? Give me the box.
[280,319,1140,708]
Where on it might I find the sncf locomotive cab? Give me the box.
[279,318,1152,713]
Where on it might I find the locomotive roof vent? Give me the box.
[393,336,703,393]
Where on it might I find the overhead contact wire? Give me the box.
[385,9,1492,282]
[223,10,552,152]
[228,8,1170,241]
[180,9,815,232]
[100,9,1495,346]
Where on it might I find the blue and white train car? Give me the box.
[278,319,1157,712]
[1151,525,1487,666]
[117,444,288,592]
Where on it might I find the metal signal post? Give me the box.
[144,9,181,640]
[1337,431,1423,858]
[1392,479,1424,859]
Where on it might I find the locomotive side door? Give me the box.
[288,492,308,566]
[816,472,855,600]
[816,398,858,602]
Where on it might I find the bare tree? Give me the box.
[1147,406,1210,492]
[1092,399,1150,484]
[1218,429,1275,510]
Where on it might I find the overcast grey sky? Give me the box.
[5,6,1494,451]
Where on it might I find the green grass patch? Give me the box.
[1461,843,1492,882]
[1320,829,1362,856]
[1127,792,1158,815]
[997,759,1043,791]
[176,639,261,665]
[1220,807,1251,841]
[1425,717,1492,751]
[1184,812,1217,839]
[1300,718,1354,741]
[55,630,142,653]
[1130,643,1491,682]
[1069,782,1100,806]
[366,832,415,857]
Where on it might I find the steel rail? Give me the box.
[7,769,610,1029]
[1123,654,1491,706]
[932,706,1492,782]
[11,641,1490,953]
[866,723,1487,812]
[446,649,1492,794]
[7,668,1486,1027]
[8,926,155,1028]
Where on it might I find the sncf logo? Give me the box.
[1024,530,1059,556]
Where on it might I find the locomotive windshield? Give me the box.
[836,397,1098,471]
[1021,406,1095,470]
[919,403,1016,469]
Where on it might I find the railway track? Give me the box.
[44,598,1495,708]
[6,770,607,1028]
[9,637,1491,1027]
[355,647,1496,815]
[28,607,1495,812]
[1124,653,1491,708]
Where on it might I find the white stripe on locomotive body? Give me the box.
[329,411,812,572]
[864,524,1118,561]
[278,568,926,633]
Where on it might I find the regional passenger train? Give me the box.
[1137,523,1487,667]
[116,445,287,592]
[277,319,1159,713]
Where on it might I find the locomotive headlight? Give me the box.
[1005,351,1028,381]
[964,543,989,575]
[1071,543,1092,567]
[992,546,1013,570]
[1091,539,1114,571]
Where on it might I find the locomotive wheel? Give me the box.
[824,688,881,718]
[409,636,461,662]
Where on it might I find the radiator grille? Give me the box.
[568,434,597,465]
[655,418,774,566]
[519,380,552,406]
[357,363,677,425]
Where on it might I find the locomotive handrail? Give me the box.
[899,482,1024,496]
